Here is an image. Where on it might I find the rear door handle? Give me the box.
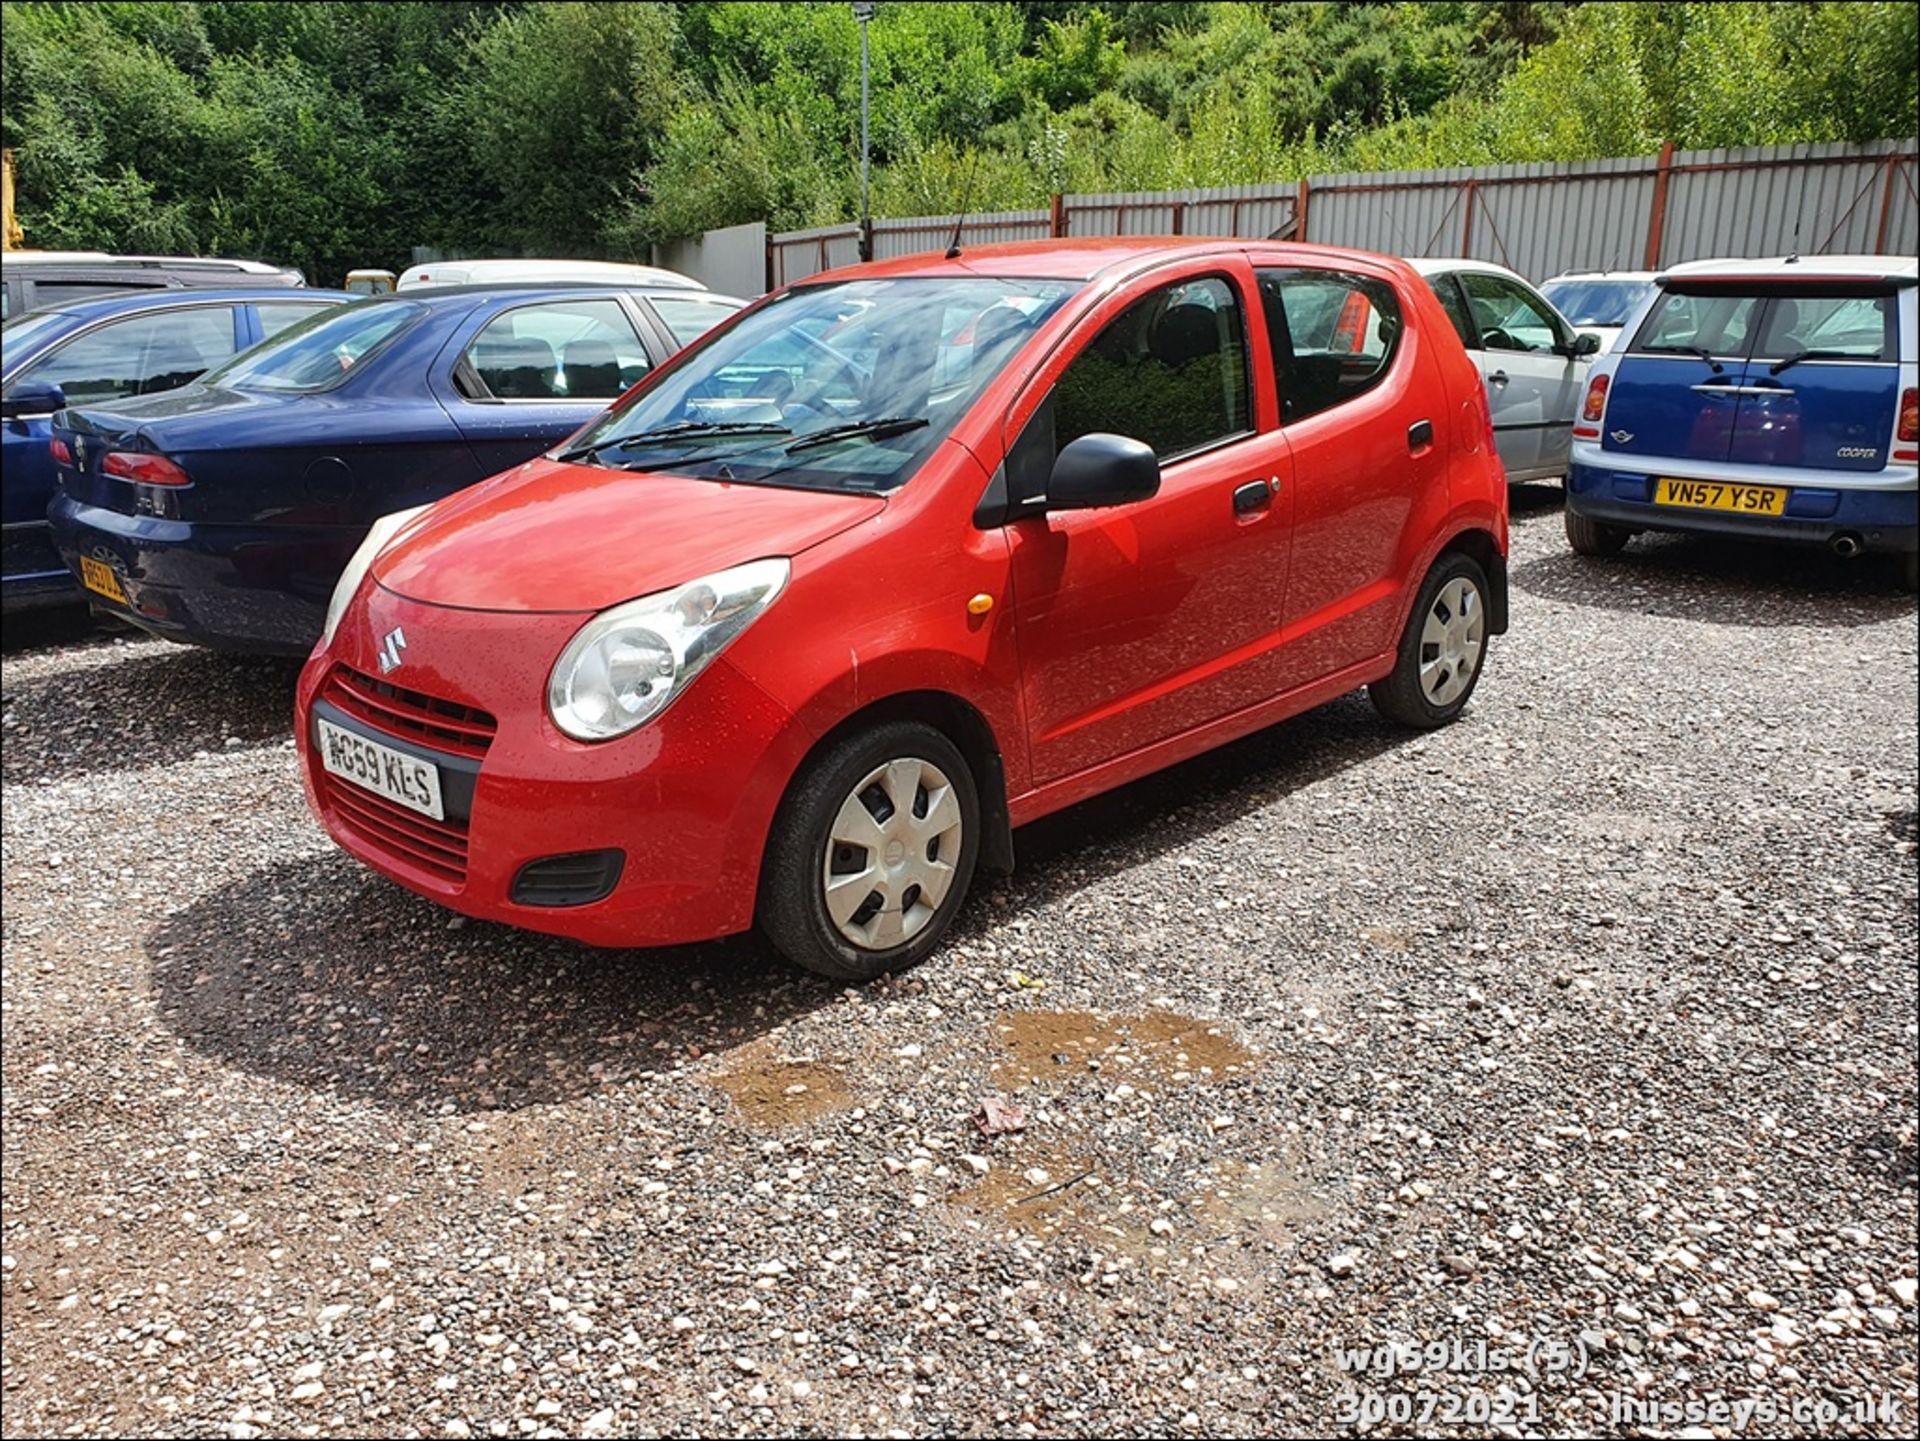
[1232,479,1271,515]
[1407,419,1434,452]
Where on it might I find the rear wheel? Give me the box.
[760,720,980,981]
[1369,552,1491,729]
[1564,506,1631,556]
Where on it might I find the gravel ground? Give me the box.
[4,492,1916,1438]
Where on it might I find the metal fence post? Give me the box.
[1460,180,1476,255]
[1643,140,1676,268]
[1875,152,1904,254]
[1050,193,1066,238]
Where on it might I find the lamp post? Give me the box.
[853,2,875,261]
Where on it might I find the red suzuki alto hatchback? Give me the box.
[297,239,1508,980]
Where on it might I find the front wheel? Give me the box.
[1369,553,1491,729]
[759,720,980,981]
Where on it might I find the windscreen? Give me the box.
[1540,278,1653,327]
[201,299,422,392]
[561,276,1081,493]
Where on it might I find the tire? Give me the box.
[760,719,980,981]
[1369,552,1492,729]
[1564,506,1631,556]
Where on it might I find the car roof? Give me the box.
[1543,270,1658,283]
[2,251,296,275]
[396,258,704,290]
[1657,253,1920,284]
[1403,256,1534,285]
[366,282,745,305]
[803,237,1406,287]
[16,287,355,322]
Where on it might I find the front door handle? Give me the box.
[1488,369,1510,386]
[1407,419,1434,452]
[1232,479,1271,515]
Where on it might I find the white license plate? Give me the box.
[316,717,445,821]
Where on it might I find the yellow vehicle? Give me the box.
[345,268,396,296]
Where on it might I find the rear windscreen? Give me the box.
[1631,285,1897,362]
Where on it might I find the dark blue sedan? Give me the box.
[48,284,744,652]
[2,287,352,611]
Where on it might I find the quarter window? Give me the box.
[647,295,745,348]
[256,301,339,342]
[16,306,238,404]
[464,299,651,401]
[1259,268,1402,421]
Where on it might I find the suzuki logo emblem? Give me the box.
[378,626,408,674]
[1609,429,1634,444]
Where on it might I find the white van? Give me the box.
[395,258,704,292]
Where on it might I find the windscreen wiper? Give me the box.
[555,421,792,463]
[1769,348,1860,376]
[1646,343,1724,374]
[784,416,929,453]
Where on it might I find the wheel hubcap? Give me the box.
[1418,576,1485,707]
[823,756,963,951]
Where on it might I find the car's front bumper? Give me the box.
[48,494,355,653]
[295,583,819,949]
[1566,462,1919,555]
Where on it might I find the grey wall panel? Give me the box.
[762,140,1917,290]
[653,221,767,297]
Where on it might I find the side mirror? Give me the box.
[1559,332,1601,359]
[2,380,67,420]
[1046,433,1160,511]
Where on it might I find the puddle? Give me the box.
[950,1143,1105,1239]
[711,1043,854,1129]
[990,1009,1256,1091]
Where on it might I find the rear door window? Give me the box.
[15,305,239,403]
[1259,268,1403,421]
[464,298,651,400]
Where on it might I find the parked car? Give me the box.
[345,269,396,296]
[3,251,305,319]
[3,287,352,612]
[1565,254,1918,589]
[49,284,746,648]
[1409,259,1599,484]
[294,238,1510,981]
[1539,269,1659,354]
[396,258,703,292]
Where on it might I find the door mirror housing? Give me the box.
[1558,332,1601,359]
[2,380,67,420]
[1046,433,1160,511]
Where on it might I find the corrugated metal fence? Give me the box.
[759,138,1915,293]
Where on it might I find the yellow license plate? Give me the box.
[1654,478,1788,516]
[78,556,129,605]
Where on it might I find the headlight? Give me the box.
[548,558,789,741]
[320,504,429,649]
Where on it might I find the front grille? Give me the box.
[511,850,625,907]
[322,664,497,759]
[321,772,471,885]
